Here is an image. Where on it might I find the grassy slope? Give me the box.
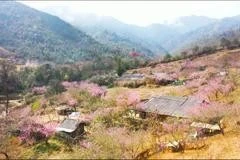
[5,49,240,159]
[109,49,240,159]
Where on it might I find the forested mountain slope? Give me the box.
[0,1,112,63]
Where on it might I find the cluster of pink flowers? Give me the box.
[169,72,179,79]
[188,101,229,122]
[154,73,175,82]
[116,91,141,107]
[61,81,78,88]
[161,121,190,134]
[19,120,58,143]
[62,81,107,97]
[129,51,141,58]
[188,71,205,80]
[194,77,235,101]
[32,86,47,95]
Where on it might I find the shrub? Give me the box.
[47,79,66,95]
[189,102,230,124]
[116,91,141,107]
[62,81,107,98]
[96,111,125,128]
[32,86,47,95]
[163,54,172,61]
[68,89,109,112]
[33,141,60,154]
[25,94,38,105]
[89,72,118,87]
[32,99,41,111]
[19,121,58,145]
[194,77,235,101]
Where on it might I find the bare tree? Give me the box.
[0,60,17,115]
[192,45,200,55]
[220,37,231,49]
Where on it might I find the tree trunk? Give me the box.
[45,138,49,146]
[6,92,9,115]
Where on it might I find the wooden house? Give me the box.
[130,95,223,137]
[131,96,203,119]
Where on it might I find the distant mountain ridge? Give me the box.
[37,8,221,54]
[163,15,240,53]
[2,1,240,63]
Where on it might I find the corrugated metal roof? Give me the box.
[142,96,202,118]
[56,119,80,133]
[190,122,221,130]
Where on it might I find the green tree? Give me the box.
[220,37,231,49]
[232,38,240,47]
[192,45,200,55]
[114,56,125,76]
[180,51,188,58]
[163,53,172,61]
[47,79,65,95]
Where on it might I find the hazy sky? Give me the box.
[20,1,240,26]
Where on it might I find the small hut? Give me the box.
[130,95,224,137]
[131,96,203,118]
[56,118,85,137]
[116,73,146,87]
[55,105,74,116]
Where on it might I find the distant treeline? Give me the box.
[0,54,148,98]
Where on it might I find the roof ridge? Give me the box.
[152,95,187,101]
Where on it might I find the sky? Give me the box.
[20,1,240,26]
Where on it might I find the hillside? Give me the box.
[70,15,217,55]
[164,15,240,53]
[83,29,155,57]
[167,15,217,34]
[0,1,112,63]
[2,2,240,159]
[1,48,240,159]
[75,15,168,56]
[11,3,240,56]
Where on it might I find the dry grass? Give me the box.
[106,86,190,101]
[150,131,240,159]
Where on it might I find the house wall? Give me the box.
[70,123,85,137]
